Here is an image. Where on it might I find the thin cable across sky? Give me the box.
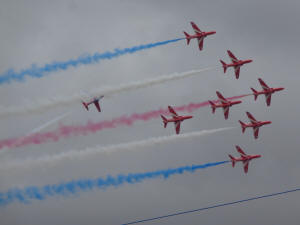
[123,187,300,225]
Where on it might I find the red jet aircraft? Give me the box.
[209,91,242,120]
[220,50,253,79]
[251,78,284,106]
[183,22,216,51]
[161,106,193,134]
[229,145,261,173]
[239,112,271,139]
[82,96,104,112]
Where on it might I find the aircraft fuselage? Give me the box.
[214,100,242,108]
[165,115,193,123]
[189,31,216,39]
[244,121,272,128]
[227,59,253,67]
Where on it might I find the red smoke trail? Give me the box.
[0,94,249,150]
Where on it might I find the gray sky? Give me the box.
[0,0,300,224]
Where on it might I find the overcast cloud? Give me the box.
[0,0,300,224]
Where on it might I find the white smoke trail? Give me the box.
[0,67,217,118]
[0,127,234,172]
[29,111,72,134]
[0,111,71,154]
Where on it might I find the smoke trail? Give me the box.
[0,38,183,85]
[0,111,71,154]
[0,128,234,172]
[0,161,228,206]
[0,95,247,150]
[123,187,300,224]
[29,111,72,134]
[0,67,216,118]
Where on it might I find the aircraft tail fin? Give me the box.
[251,88,258,101]
[208,101,216,114]
[228,154,236,167]
[161,115,168,128]
[220,60,228,73]
[183,31,191,45]
[239,120,247,133]
[82,101,89,111]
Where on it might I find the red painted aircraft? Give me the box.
[161,106,193,134]
[82,96,104,112]
[183,22,216,51]
[208,91,242,120]
[220,50,252,79]
[229,145,261,173]
[251,78,284,106]
[239,112,271,139]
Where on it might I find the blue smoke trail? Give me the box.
[0,160,227,207]
[0,38,184,85]
[123,187,300,224]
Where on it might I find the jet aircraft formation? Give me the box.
[82,21,284,174]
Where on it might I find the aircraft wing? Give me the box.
[246,112,257,123]
[227,50,239,63]
[234,66,240,79]
[223,106,230,120]
[216,91,228,104]
[168,106,178,118]
[191,22,202,34]
[243,160,249,173]
[236,145,247,157]
[253,127,259,139]
[174,121,181,134]
[258,78,270,91]
[198,37,204,50]
[94,100,101,112]
[97,95,104,101]
[265,93,272,106]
